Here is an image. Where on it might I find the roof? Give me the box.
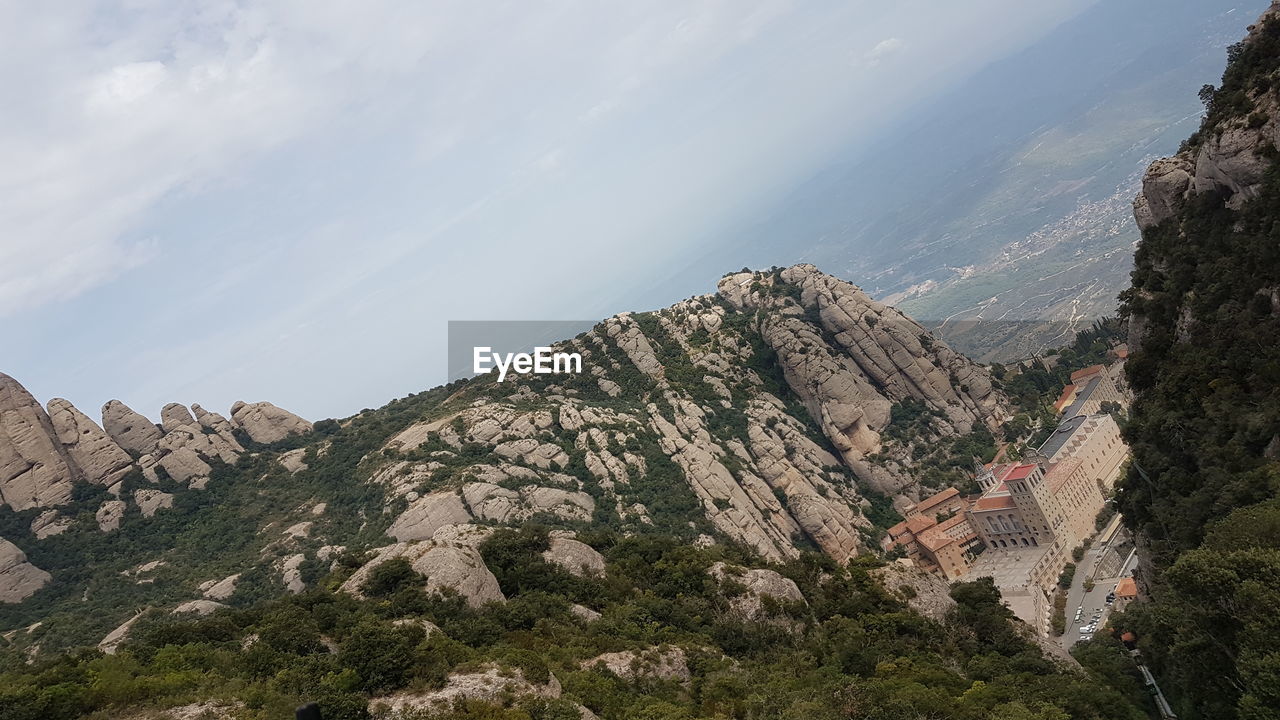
[905,515,936,534]
[916,514,976,552]
[1053,385,1077,412]
[1070,364,1105,383]
[913,487,960,515]
[1045,458,1083,494]
[1038,413,1089,459]
[1004,464,1038,481]
[1115,577,1138,598]
[973,492,1017,511]
[1060,375,1102,420]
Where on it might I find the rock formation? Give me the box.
[371,665,563,715]
[0,538,51,603]
[339,537,504,608]
[229,401,312,444]
[541,535,606,577]
[101,399,163,456]
[708,561,806,620]
[0,374,80,510]
[582,645,691,682]
[47,399,133,487]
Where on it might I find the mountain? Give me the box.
[1111,3,1280,717]
[0,265,1153,719]
[0,264,1006,640]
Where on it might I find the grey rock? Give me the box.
[47,399,134,487]
[0,374,80,510]
[0,538,51,603]
[229,401,312,444]
[101,399,162,455]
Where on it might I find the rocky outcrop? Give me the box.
[354,264,1005,566]
[387,492,473,542]
[200,573,240,600]
[541,536,606,577]
[191,404,245,453]
[872,561,956,622]
[0,374,79,510]
[135,489,174,517]
[0,538,51,603]
[172,599,228,616]
[101,400,162,456]
[96,500,126,532]
[98,610,146,654]
[30,510,71,539]
[339,539,504,608]
[371,665,562,715]
[46,399,133,487]
[708,561,805,620]
[582,646,690,682]
[229,401,311,444]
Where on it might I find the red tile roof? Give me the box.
[1004,464,1037,481]
[905,515,936,534]
[914,487,960,515]
[973,494,1017,511]
[1115,577,1138,599]
[1070,364,1105,383]
[1053,385,1077,412]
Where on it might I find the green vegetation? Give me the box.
[1106,14,1280,718]
[0,537,1147,720]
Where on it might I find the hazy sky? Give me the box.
[1,0,1099,421]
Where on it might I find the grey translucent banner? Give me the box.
[447,320,598,382]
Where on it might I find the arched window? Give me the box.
[1030,537,1038,546]
[1021,538,1029,546]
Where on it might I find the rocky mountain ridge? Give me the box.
[1,264,1009,654]
[0,375,311,601]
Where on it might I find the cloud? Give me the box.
[864,37,905,66]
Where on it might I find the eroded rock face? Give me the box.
[387,491,473,542]
[160,403,198,433]
[541,536,605,577]
[872,561,956,622]
[0,538,51,603]
[102,400,162,456]
[47,399,134,487]
[372,665,561,715]
[340,540,504,608]
[0,374,79,510]
[709,561,805,620]
[229,401,312,444]
[96,500,126,532]
[582,646,690,682]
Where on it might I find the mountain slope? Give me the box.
[0,264,1011,657]
[1113,3,1280,717]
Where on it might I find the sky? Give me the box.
[0,0,1100,422]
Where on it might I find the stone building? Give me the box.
[884,405,1130,632]
[1054,364,1128,419]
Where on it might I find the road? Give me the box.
[1059,519,1138,647]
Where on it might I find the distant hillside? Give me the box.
[631,0,1270,363]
